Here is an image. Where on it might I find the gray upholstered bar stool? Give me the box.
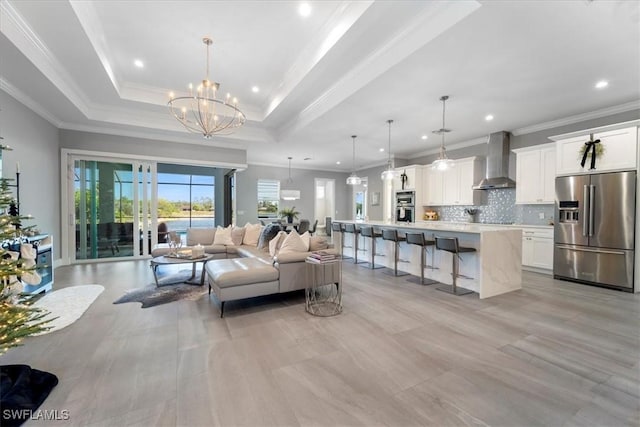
[405,232,439,285]
[359,226,385,269]
[331,222,346,259]
[434,236,475,295]
[382,229,409,276]
[343,223,365,264]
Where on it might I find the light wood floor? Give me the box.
[2,260,639,426]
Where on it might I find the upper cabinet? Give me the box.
[393,165,423,192]
[555,126,638,175]
[422,157,483,206]
[513,143,556,204]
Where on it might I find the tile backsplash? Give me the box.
[432,189,554,225]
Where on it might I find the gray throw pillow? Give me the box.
[257,223,283,252]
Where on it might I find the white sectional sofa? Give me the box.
[152,225,339,316]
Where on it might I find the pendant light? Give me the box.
[281,156,300,200]
[346,135,362,185]
[381,119,396,180]
[431,95,455,171]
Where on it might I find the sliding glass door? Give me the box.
[72,158,155,261]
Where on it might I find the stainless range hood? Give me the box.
[473,131,516,190]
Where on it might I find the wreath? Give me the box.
[578,137,604,170]
[578,142,605,158]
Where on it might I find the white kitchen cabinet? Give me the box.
[521,227,553,273]
[393,165,422,192]
[422,167,443,205]
[514,143,556,204]
[555,126,637,175]
[422,157,482,206]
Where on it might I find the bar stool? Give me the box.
[359,226,385,269]
[434,236,475,296]
[405,232,439,285]
[331,222,346,259]
[343,223,365,264]
[382,229,409,276]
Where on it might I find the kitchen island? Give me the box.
[333,220,522,299]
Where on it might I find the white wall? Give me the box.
[1,90,60,259]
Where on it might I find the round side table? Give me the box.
[305,258,342,316]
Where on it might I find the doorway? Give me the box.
[314,178,335,235]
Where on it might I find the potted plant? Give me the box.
[279,206,300,223]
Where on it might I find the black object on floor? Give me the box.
[1,364,59,427]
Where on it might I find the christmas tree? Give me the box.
[0,177,52,355]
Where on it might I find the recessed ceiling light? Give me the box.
[595,80,609,89]
[379,148,384,152]
[134,59,144,68]
[251,86,260,93]
[336,161,341,165]
[299,2,311,17]
[421,135,428,140]
[485,114,494,121]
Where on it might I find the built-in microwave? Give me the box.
[395,190,415,206]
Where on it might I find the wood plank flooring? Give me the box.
[1,259,638,426]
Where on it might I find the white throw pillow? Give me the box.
[269,231,287,257]
[278,229,308,254]
[243,223,262,246]
[300,231,310,251]
[213,225,234,246]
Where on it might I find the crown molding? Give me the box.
[1,0,92,117]
[408,136,488,159]
[0,78,62,127]
[247,160,350,174]
[511,100,640,136]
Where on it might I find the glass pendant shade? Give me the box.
[381,119,397,180]
[430,95,455,171]
[347,135,361,185]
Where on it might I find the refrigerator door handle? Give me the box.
[582,184,589,237]
[589,185,595,236]
[555,245,626,256]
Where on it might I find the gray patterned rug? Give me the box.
[113,271,208,308]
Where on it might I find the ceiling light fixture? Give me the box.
[346,135,362,185]
[168,37,245,139]
[299,2,311,17]
[379,148,385,152]
[286,156,294,184]
[595,80,609,89]
[431,95,455,171]
[251,86,260,93]
[381,119,397,181]
[485,114,494,121]
[421,134,428,140]
[134,59,144,68]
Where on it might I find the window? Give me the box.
[157,172,215,231]
[258,179,280,218]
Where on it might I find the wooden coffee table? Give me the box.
[149,254,215,286]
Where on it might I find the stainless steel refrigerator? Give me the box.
[554,171,636,291]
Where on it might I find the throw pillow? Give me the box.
[213,225,234,246]
[231,226,246,246]
[300,231,310,251]
[279,229,308,254]
[242,223,262,246]
[309,236,329,251]
[257,223,283,252]
[187,227,216,246]
[269,231,287,257]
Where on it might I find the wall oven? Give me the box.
[395,190,415,223]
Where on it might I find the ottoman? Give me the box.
[205,257,280,317]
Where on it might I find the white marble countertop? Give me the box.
[333,219,527,234]
[416,221,554,230]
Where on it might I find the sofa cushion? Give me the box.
[231,226,246,246]
[206,258,279,289]
[187,228,216,246]
[309,236,329,251]
[213,225,234,246]
[242,223,262,246]
[203,244,228,254]
[279,229,307,254]
[236,245,273,261]
[269,231,287,257]
[257,223,282,252]
[300,231,310,250]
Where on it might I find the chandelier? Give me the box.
[381,119,397,180]
[431,95,455,171]
[346,135,362,185]
[168,37,245,139]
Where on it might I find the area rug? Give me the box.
[33,285,104,335]
[113,283,208,309]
